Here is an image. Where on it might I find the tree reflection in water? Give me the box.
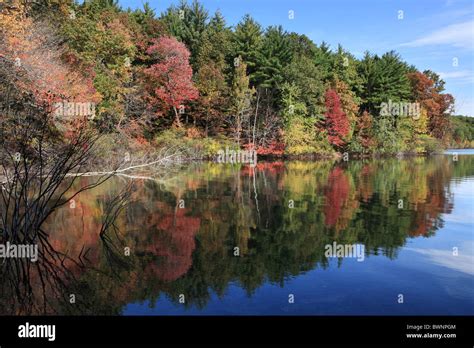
[1,155,471,314]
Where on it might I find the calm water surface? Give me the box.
[4,152,474,315]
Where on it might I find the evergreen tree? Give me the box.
[313,41,334,82]
[130,2,156,26]
[287,33,318,59]
[358,51,411,116]
[160,0,208,69]
[330,45,363,98]
[283,55,325,118]
[232,14,263,83]
[196,10,232,73]
[253,25,292,89]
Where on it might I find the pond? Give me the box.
[4,152,474,315]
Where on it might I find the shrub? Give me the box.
[284,116,333,156]
[154,128,238,159]
[417,135,443,154]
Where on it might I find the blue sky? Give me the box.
[117,0,474,116]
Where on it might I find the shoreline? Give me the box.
[170,150,471,165]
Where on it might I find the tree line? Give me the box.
[450,116,474,148]
[0,0,466,157]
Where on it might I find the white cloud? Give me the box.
[438,70,473,79]
[401,20,474,49]
[405,246,474,275]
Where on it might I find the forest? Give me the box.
[0,0,469,161]
[1,0,473,320]
[450,115,474,148]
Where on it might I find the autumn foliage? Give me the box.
[144,36,199,126]
[407,71,454,140]
[0,1,462,156]
[324,89,350,147]
[323,167,350,227]
[0,6,100,111]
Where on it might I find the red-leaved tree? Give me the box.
[324,89,350,147]
[143,37,199,127]
[323,167,350,228]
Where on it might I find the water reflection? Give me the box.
[1,155,472,314]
